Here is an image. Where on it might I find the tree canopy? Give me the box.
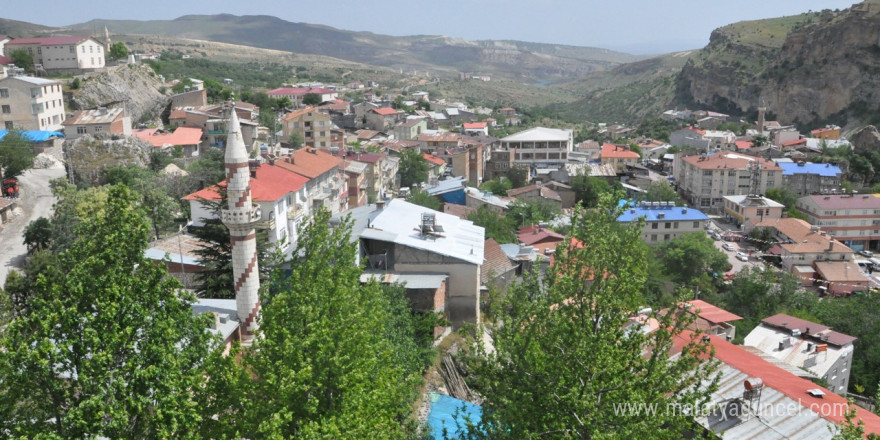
[0,185,214,438]
[108,42,128,60]
[0,130,35,178]
[398,148,429,188]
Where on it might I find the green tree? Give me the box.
[570,173,615,208]
[747,226,775,251]
[23,216,52,251]
[8,49,34,74]
[720,268,815,342]
[831,402,880,439]
[766,187,808,220]
[467,205,516,243]
[654,232,730,285]
[399,148,429,188]
[302,92,322,106]
[464,194,718,438]
[288,132,304,148]
[46,182,109,252]
[406,187,441,211]
[202,209,421,437]
[507,198,561,228]
[108,42,128,60]
[640,180,684,205]
[479,177,512,196]
[0,185,214,438]
[814,293,880,396]
[0,130,35,178]
[506,166,529,188]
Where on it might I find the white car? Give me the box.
[736,252,749,262]
[722,243,735,251]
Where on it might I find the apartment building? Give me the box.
[280,106,336,149]
[677,152,782,212]
[600,143,640,174]
[722,195,784,232]
[275,147,347,215]
[778,161,843,196]
[617,202,710,243]
[0,76,65,131]
[5,36,105,72]
[796,193,880,252]
[499,127,573,167]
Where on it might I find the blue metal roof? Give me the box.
[779,162,842,177]
[617,204,710,223]
[0,130,65,142]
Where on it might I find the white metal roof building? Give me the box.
[500,127,574,167]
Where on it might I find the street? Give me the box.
[706,219,767,275]
[0,167,65,286]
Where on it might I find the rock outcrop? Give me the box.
[679,3,880,127]
[70,64,170,125]
[851,125,880,152]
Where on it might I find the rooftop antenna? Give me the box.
[748,161,762,197]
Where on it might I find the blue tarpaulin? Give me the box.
[427,392,482,439]
[0,130,65,142]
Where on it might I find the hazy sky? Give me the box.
[4,0,858,54]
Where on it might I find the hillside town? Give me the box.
[3,14,880,438]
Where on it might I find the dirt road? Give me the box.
[0,167,65,286]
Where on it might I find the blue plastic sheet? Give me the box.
[427,392,482,439]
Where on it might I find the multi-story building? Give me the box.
[745,313,856,395]
[392,118,426,140]
[484,149,515,181]
[366,107,401,132]
[778,161,843,196]
[811,125,841,140]
[617,202,710,243]
[677,152,782,212]
[280,106,336,149]
[275,147,347,215]
[753,218,857,280]
[600,143,640,174]
[796,193,880,252]
[342,160,368,208]
[265,87,337,107]
[721,195,784,232]
[61,107,131,140]
[5,36,105,73]
[168,102,260,150]
[0,76,65,131]
[499,127,573,167]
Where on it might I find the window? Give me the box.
[94,126,103,132]
[652,223,658,229]
[76,126,87,134]
[664,234,670,240]
[82,46,86,53]
[4,121,12,129]
[673,222,679,229]
[665,222,671,229]
[693,221,699,228]
[0,89,7,98]
[1,105,9,114]
[70,45,75,53]
[90,46,93,53]
[650,234,657,241]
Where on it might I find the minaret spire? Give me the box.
[221,103,261,340]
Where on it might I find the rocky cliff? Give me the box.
[70,64,170,125]
[679,4,880,127]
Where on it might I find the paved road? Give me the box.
[0,167,65,286]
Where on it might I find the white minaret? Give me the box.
[221,105,262,339]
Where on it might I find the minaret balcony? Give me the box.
[221,204,262,226]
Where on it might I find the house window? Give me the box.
[651,223,658,229]
[4,121,12,129]
[77,126,87,134]
[94,126,103,132]
[82,46,85,53]
[90,46,93,53]
[665,222,671,229]
[0,89,7,98]
[664,234,670,240]
[693,221,699,228]
[70,46,75,53]
[1,105,9,114]
[673,222,679,229]
[650,234,657,242]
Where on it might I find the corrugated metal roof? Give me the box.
[500,127,572,142]
[361,199,484,265]
[779,162,842,177]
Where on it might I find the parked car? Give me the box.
[736,252,749,262]
[859,250,874,258]
[722,242,735,251]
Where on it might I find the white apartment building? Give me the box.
[500,127,573,167]
[796,193,880,252]
[5,36,105,72]
[0,76,65,131]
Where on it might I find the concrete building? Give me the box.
[484,149,515,181]
[5,36,105,73]
[722,195,785,232]
[600,143,640,174]
[677,152,782,212]
[392,118,426,140]
[280,106,336,149]
[265,86,337,107]
[617,202,710,244]
[358,199,485,327]
[61,107,131,140]
[745,314,856,395]
[365,107,401,131]
[796,193,880,252]
[778,162,843,196]
[499,127,573,167]
[0,76,65,131]
[753,218,857,277]
[275,147,347,215]
[342,160,368,208]
[677,300,742,341]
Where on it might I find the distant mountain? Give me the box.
[68,15,644,81]
[0,17,55,38]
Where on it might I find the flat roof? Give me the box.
[617,204,709,222]
[500,127,572,142]
[779,162,842,177]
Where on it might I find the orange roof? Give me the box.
[680,332,880,435]
[182,163,309,202]
[169,109,187,119]
[682,152,782,171]
[371,107,398,116]
[132,127,203,147]
[781,138,807,147]
[734,140,753,150]
[683,300,742,324]
[463,122,487,129]
[423,153,446,166]
[600,143,640,159]
[274,148,343,179]
[280,106,317,121]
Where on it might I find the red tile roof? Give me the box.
[183,163,308,203]
[423,153,446,166]
[781,138,807,147]
[132,127,202,147]
[8,35,94,45]
[463,122,487,130]
[169,109,187,120]
[280,106,317,121]
[517,225,565,246]
[683,300,742,324]
[275,147,343,179]
[734,140,753,150]
[682,152,782,171]
[691,332,880,435]
[600,143,640,159]
[371,107,399,116]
